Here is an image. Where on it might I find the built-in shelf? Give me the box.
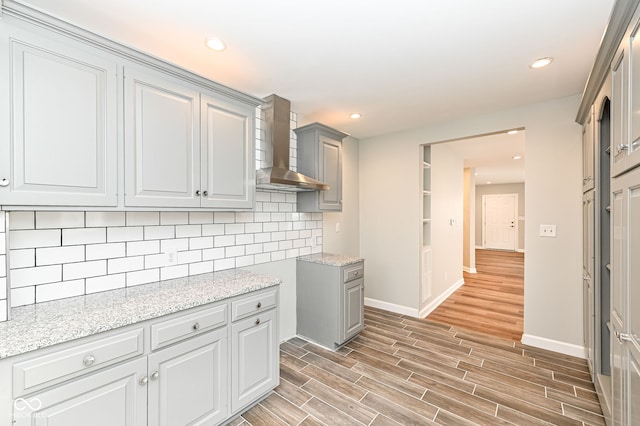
[606,263,612,271]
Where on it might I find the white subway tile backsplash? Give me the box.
[144,226,175,240]
[126,212,160,226]
[11,286,34,307]
[189,261,213,275]
[245,223,263,233]
[63,260,106,280]
[107,226,144,243]
[235,212,255,223]
[255,192,271,202]
[0,257,4,277]
[108,256,144,274]
[255,233,272,244]
[11,229,61,249]
[161,265,188,280]
[236,255,254,268]
[279,222,293,232]
[144,253,170,269]
[214,235,235,248]
[214,212,235,223]
[0,213,5,232]
[86,243,126,260]
[271,251,286,262]
[9,212,35,230]
[202,224,225,236]
[254,212,271,222]
[271,231,286,241]
[246,244,263,255]
[10,249,35,268]
[161,239,189,253]
[36,211,84,229]
[36,280,84,303]
[224,224,245,235]
[263,222,279,232]
[235,234,254,245]
[225,245,244,258]
[189,212,214,224]
[160,212,189,225]
[126,269,159,287]
[86,274,125,294]
[214,258,235,271]
[263,202,278,212]
[0,300,6,322]
[63,228,106,245]
[86,212,125,228]
[202,247,225,261]
[12,265,62,287]
[0,278,6,299]
[127,240,160,256]
[0,234,5,255]
[176,225,202,238]
[254,253,271,264]
[189,236,214,250]
[270,193,287,203]
[263,242,279,252]
[271,213,286,222]
[36,246,84,266]
[279,240,293,250]
[178,250,202,265]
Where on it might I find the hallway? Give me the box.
[427,249,525,341]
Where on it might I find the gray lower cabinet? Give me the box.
[2,287,279,426]
[296,260,364,349]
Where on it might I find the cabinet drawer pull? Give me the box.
[192,322,200,330]
[0,178,8,187]
[83,355,95,367]
[255,318,261,326]
[139,376,148,386]
[150,371,159,381]
[256,302,262,309]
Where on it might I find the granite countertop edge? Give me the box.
[297,252,364,267]
[0,269,281,359]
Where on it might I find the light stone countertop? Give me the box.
[0,269,281,359]
[297,252,364,267]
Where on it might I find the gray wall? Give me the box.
[475,182,525,251]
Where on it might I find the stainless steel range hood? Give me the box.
[256,94,329,192]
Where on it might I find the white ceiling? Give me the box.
[13,0,614,183]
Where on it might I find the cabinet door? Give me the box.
[147,329,227,426]
[200,94,255,209]
[341,278,364,344]
[0,24,117,206]
[13,358,146,426]
[125,67,201,207]
[583,109,595,192]
[627,18,640,172]
[612,45,630,178]
[318,136,342,211]
[583,191,595,374]
[231,308,278,414]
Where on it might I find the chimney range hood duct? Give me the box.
[256,94,329,192]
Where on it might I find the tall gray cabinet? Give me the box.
[578,1,640,424]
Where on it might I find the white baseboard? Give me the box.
[463,266,477,273]
[364,298,419,317]
[516,249,525,253]
[418,278,465,318]
[521,334,586,359]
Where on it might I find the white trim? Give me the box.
[521,334,586,359]
[364,298,419,318]
[419,278,465,318]
[475,245,485,250]
[463,266,477,273]
[516,249,525,253]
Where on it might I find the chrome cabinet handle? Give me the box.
[193,322,200,330]
[615,331,632,343]
[255,318,261,326]
[83,355,95,367]
[0,178,8,187]
[139,376,148,386]
[195,190,201,196]
[150,371,159,381]
[617,144,629,154]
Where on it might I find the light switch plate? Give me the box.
[539,224,557,237]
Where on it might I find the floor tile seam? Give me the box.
[466,362,575,395]
[251,399,294,426]
[364,389,439,423]
[472,383,568,418]
[359,369,430,401]
[273,380,314,408]
[422,386,503,420]
[302,378,374,425]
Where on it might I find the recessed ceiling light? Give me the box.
[350,113,361,119]
[530,57,553,69]
[507,130,518,135]
[512,155,522,160]
[205,37,226,51]
[486,181,492,184]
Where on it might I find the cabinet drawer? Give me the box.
[151,303,227,350]
[231,289,278,322]
[344,264,364,283]
[13,327,144,397]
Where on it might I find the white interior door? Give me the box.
[483,194,518,250]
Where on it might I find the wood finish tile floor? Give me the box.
[234,306,604,425]
[427,249,525,341]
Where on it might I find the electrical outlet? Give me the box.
[539,224,557,238]
[165,249,178,265]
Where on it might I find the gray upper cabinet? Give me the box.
[583,107,595,192]
[125,67,256,210]
[0,23,118,207]
[125,66,201,208]
[295,123,347,212]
